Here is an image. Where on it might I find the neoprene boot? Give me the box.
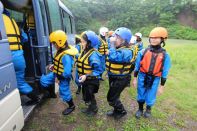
[62,99,75,115]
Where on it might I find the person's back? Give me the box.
[105,27,133,119]
[2,9,40,105]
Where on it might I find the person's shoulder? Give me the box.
[62,53,73,60]
[92,50,102,57]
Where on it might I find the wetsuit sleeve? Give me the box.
[62,55,74,79]
[161,53,171,86]
[133,49,144,77]
[88,52,103,78]
[108,47,133,63]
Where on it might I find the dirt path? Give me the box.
[23,79,138,131]
[23,79,197,131]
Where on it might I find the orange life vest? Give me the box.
[140,48,166,77]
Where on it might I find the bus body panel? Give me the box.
[0,63,18,100]
[0,40,12,67]
[0,1,24,130]
[0,89,24,131]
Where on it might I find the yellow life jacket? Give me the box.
[98,37,108,55]
[26,14,35,29]
[2,14,22,50]
[130,45,139,63]
[77,49,95,76]
[53,45,78,75]
[106,46,134,75]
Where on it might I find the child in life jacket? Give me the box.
[132,27,171,119]
[40,30,78,116]
[77,31,103,116]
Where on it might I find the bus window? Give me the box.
[7,9,24,28]
[62,11,72,34]
[45,0,62,32]
[7,9,23,23]
[71,18,76,34]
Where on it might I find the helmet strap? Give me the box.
[100,35,106,42]
[160,38,165,47]
[85,41,92,51]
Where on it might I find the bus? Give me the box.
[0,0,75,130]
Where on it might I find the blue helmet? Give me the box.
[85,31,99,49]
[114,27,132,44]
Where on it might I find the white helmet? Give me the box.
[135,32,142,38]
[130,36,137,44]
[99,27,109,37]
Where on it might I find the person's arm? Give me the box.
[108,48,133,63]
[133,50,144,77]
[132,50,144,88]
[160,53,171,86]
[157,53,171,95]
[20,29,28,44]
[88,52,103,77]
[62,55,74,79]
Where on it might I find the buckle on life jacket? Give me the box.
[86,76,98,80]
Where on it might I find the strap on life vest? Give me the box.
[77,49,95,75]
[8,17,22,50]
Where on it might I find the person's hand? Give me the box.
[157,86,165,96]
[110,36,116,43]
[49,64,54,71]
[105,50,109,55]
[132,77,137,89]
[79,75,87,83]
[55,78,59,84]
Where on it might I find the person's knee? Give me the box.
[146,98,155,107]
[19,86,33,94]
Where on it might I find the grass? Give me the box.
[23,39,197,131]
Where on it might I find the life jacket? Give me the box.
[106,46,134,75]
[98,37,108,55]
[77,49,95,76]
[26,14,35,29]
[140,47,166,77]
[129,45,139,71]
[131,45,139,63]
[2,14,22,50]
[53,45,78,75]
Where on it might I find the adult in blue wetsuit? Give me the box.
[132,27,171,119]
[40,30,78,115]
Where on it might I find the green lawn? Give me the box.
[23,39,197,131]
